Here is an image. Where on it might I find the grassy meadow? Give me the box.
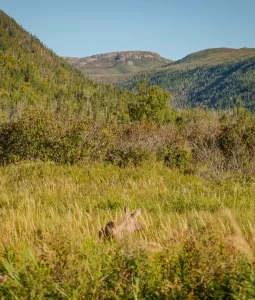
[1,161,255,298]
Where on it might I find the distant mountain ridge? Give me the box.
[175,47,255,66]
[64,51,171,79]
[63,47,255,110]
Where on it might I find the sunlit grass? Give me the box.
[1,161,255,298]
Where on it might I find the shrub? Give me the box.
[128,79,173,123]
[106,145,151,167]
[218,113,255,171]
[158,139,192,169]
[0,109,112,165]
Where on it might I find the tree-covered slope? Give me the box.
[116,49,255,110]
[0,10,131,122]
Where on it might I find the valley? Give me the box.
[0,9,255,299]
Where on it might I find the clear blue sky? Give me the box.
[1,0,255,60]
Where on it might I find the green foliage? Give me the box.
[118,57,255,110]
[1,240,249,299]
[0,10,133,123]
[0,107,255,176]
[106,145,151,167]
[159,140,192,169]
[218,111,255,170]
[0,110,112,165]
[107,58,169,74]
[128,79,172,122]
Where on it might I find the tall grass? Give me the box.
[1,161,255,298]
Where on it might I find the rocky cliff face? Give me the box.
[63,51,171,78]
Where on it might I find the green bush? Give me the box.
[106,146,151,167]
[158,140,192,169]
[218,113,255,170]
[128,79,173,123]
[1,236,253,299]
[0,109,111,165]
[0,108,255,176]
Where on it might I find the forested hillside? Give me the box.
[0,10,132,123]
[117,49,255,110]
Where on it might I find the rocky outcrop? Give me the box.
[63,51,171,73]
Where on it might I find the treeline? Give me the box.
[1,10,255,176]
[0,107,255,177]
[117,57,255,110]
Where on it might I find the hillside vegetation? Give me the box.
[1,10,255,299]
[0,10,134,123]
[117,48,255,110]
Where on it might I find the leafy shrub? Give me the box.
[0,107,255,176]
[0,109,111,165]
[105,122,174,167]
[128,79,173,123]
[158,140,192,169]
[106,145,151,167]
[218,113,255,170]
[1,234,253,299]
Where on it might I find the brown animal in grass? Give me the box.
[99,206,143,240]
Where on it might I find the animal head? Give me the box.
[99,206,143,240]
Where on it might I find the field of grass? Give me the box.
[1,161,255,298]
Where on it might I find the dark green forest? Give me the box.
[117,53,255,110]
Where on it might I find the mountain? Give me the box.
[0,10,130,122]
[116,48,255,110]
[176,47,255,66]
[64,51,171,81]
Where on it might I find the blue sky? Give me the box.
[1,0,255,60]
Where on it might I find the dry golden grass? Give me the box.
[0,162,254,248]
[1,161,255,298]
